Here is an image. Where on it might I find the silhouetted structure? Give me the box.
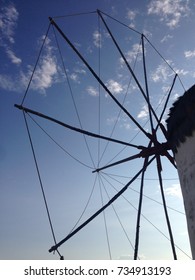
[167,84,195,259]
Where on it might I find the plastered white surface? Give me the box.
[175,130,195,259]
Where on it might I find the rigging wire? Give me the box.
[99,174,138,258]
[23,111,63,260]
[27,113,93,169]
[98,37,142,167]
[104,73,179,167]
[49,156,156,253]
[97,11,162,134]
[15,104,140,148]
[103,172,185,215]
[143,35,186,92]
[100,173,191,259]
[26,106,186,254]
[69,173,98,234]
[103,171,179,181]
[52,11,97,19]
[99,10,142,36]
[98,9,186,92]
[21,23,51,106]
[99,176,112,259]
[49,16,152,141]
[52,24,96,169]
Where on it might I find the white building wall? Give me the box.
[175,130,195,259]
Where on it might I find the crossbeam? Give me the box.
[14,104,141,149]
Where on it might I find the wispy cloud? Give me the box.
[5,48,22,65]
[173,68,188,76]
[119,43,142,67]
[184,49,195,58]
[0,74,20,91]
[165,184,182,198]
[0,35,59,93]
[0,3,19,44]
[69,73,80,83]
[127,9,137,21]
[160,34,173,43]
[106,115,131,131]
[86,86,98,96]
[126,9,138,28]
[0,2,22,65]
[93,30,102,48]
[106,79,123,94]
[137,104,148,120]
[150,62,171,83]
[148,0,190,29]
[30,57,57,92]
[23,36,58,93]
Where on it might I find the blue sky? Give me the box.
[0,0,195,260]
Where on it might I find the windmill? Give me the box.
[15,10,191,260]
[167,85,195,259]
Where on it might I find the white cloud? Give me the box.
[122,122,131,130]
[106,116,118,125]
[126,9,138,29]
[106,79,123,94]
[0,35,59,93]
[69,73,80,83]
[93,30,102,48]
[174,68,188,76]
[148,0,190,29]
[160,34,173,43]
[137,104,148,120]
[127,9,137,21]
[151,63,171,83]
[106,115,131,130]
[0,3,19,44]
[184,49,195,58]
[5,48,22,65]
[119,43,142,66]
[0,3,22,65]
[0,74,19,91]
[74,68,86,75]
[69,64,86,83]
[30,56,57,92]
[25,35,59,92]
[172,93,180,100]
[86,86,98,96]
[165,184,182,198]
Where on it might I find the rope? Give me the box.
[23,111,63,259]
[49,156,156,253]
[52,11,97,19]
[100,173,191,259]
[99,176,112,259]
[98,37,142,167]
[69,174,98,234]
[27,113,93,169]
[52,24,96,168]
[21,23,51,106]
[50,16,152,141]
[104,172,185,215]
[99,174,138,258]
